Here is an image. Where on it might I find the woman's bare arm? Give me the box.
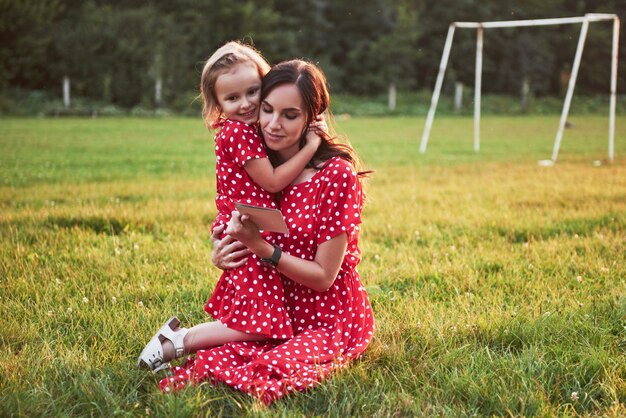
[226,210,347,292]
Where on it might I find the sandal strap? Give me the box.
[138,316,189,372]
[159,321,189,358]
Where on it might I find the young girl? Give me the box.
[137,42,323,373]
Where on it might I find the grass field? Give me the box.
[1,116,625,416]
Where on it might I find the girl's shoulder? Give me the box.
[222,119,259,133]
[216,119,261,142]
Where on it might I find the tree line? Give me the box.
[1,0,624,110]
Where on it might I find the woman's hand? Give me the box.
[210,224,251,270]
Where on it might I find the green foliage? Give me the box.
[2,0,625,110]
[0,0,63,88]
[3,87,624,117]
[1,116,625,415]
[416,0,625,96]
[331,90,626,116]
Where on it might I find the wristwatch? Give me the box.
[260,245,282,267]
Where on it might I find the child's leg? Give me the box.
[160,320,265,362]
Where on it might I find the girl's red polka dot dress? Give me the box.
[160,157,375,404]
[206,119,292,339]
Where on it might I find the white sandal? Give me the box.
[137,316,189,373]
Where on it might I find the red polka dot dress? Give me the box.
[205,119,292,339]
[160,157,375,403]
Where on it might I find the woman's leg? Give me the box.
[160,320,265,362]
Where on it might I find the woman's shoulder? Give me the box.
[319,157,358,179]
[286,158,358,189]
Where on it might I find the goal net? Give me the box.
[419,13,620,164]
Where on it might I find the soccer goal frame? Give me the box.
[419,13,620,163]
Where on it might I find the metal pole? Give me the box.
[455,14,616,29]
[454,82,463,112]
[455,16,588,28]
[388,83,397,111]
[63,76,70,108]
[609,17,620,162]
[551,19,589,162]
[420,24,456,153]
[155,77,163,107]
[474,26,484,152]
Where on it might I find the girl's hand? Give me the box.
[305,129,322,150]
[305,113,327,149]
[225,211,264,250]
[310,113,328,136]
[210,224,251,270]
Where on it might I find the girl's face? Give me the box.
[214,62,262,125]
[259,83,308,161]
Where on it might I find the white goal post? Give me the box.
[419,13,620,163]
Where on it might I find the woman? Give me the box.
[159,60,374,404]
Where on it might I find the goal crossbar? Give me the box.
[419,13,620,163]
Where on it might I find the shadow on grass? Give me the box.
[45,215,159,236]
[400,300,626,415]
[494,213,625,243]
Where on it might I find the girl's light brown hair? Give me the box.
[200,41,270,129]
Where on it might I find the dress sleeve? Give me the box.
[315,159,363,245]
[223,123,268,167]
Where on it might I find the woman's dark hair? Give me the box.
[261,60,369,176]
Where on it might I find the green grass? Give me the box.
[331,92,626,117]
[4,87,625,118]
[1,116,625,416]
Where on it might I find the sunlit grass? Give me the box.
[1,116,625,416]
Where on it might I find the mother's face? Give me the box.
[259,83,308,161]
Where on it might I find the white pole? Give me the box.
[455,14,616,29]
[454,82,463,112]
[63,76,70,108]
[388,83,397,111]
[420,24,456,153]
[474,26,484,152]
[551,19,590,162]
[455,17,587,28]
[609,17,620,162]
[155,77,163,107]
[521,77,530,111]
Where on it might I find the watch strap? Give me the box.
[260,245,282,267]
